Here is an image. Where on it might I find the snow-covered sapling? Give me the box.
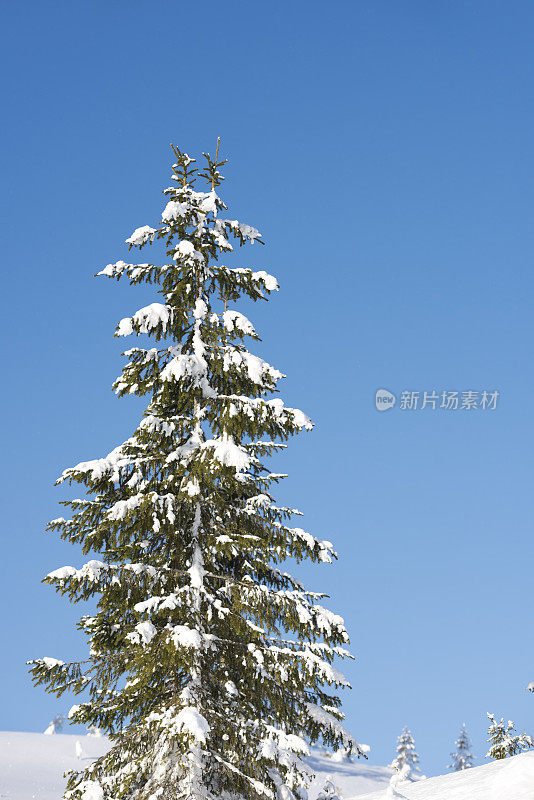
[28,143,363,800]
[44,714,64,735]
[75,740,86,760]
[390,728,421,781]
[448,724,474,771]
[385,766,411,799]
[486,713,534,760]
[317,778,340,800]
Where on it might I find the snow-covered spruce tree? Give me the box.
[28,143,363,800]
[390,728,421,780]
[485,713,533,760]
[447,724,474,771]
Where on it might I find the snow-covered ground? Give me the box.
[0,732,391,800]
[0,732,108,800]
[1,732,533,800]
[358,752,534,800]
[307,749,392,798]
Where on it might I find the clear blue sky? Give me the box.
[1,0,533,778]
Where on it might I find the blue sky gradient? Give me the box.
[1,0,534,776]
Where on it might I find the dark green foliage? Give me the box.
[29,144,361,800]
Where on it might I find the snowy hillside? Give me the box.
[0,732,108,799]
[359,751,534,800]
[2,732,534,800]
[306,750,392,798]
[0,732,390,800]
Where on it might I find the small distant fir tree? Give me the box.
[485,713,533,760]
[44,714,64,735]
[448,724,474,771]
[28,142,364,800]
[390,727,421,780]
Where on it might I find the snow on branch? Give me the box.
[116,303,173,337]
[125,225,157,248]
[307,704,367,757]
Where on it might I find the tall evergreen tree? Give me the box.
[447,724,474,771]
[28,143,363,800]
[485,713,533,760]
[390,728,421,780]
